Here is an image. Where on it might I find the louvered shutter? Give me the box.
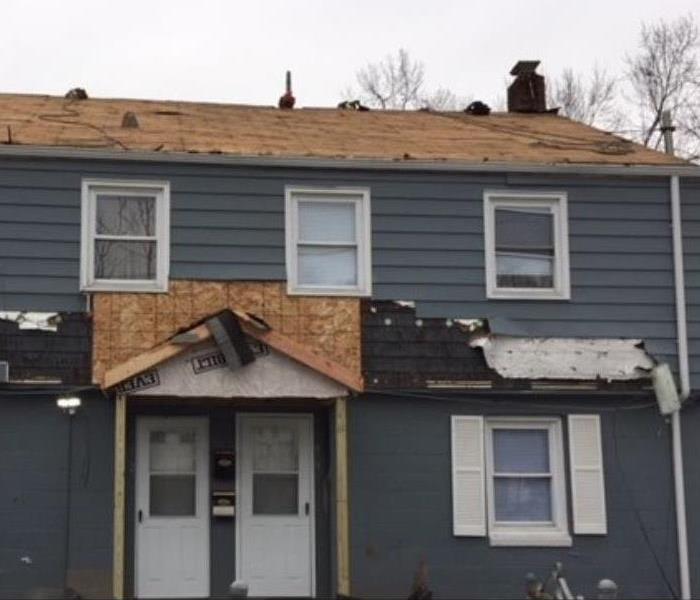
[568,414,607,534]
[451,416,486,536]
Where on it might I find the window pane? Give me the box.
[298,246,358,286]
[94,240,157,280]
[253,425,298,472]
[494,477,552,521]
[493,429,549,473]
[150,431,196,473]
[495,207,553,251]
[150,475,195,516]
[96,195,156,236]
[496,252,553,288]
[253,474,299,515]
[298,201,356,243]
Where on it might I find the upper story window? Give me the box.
[80,179,170,292]
[285,187,372,296]
[484,191,570,300]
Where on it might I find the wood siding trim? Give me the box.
[335,397,351,596]
[112,393,127,600]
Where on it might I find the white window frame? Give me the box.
[80,179,170,293]
[285,186,372,296]
[483,191,570,300]
[484,417,571,547]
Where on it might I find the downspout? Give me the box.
[665,110,691,600]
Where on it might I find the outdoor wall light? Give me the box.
[56,396,81,415]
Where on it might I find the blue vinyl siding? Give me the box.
[0,156,690,383]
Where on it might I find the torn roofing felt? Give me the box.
[363,302,655,388]
[471,335,656,381]
[103,308,363,394]
[0,313,92,384]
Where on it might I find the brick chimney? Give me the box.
[507,61,546,113]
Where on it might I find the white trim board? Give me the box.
[2,145,699,177]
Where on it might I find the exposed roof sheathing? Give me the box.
[0,93,691,167]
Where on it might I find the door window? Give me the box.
[252,424,299,515]
[149,430,197,516]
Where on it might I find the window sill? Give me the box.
[487,288,570,301]
[287,284,372,297]
[81,280,168,293]
[488,530,572,547]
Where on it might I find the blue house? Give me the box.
[1,64,700,599]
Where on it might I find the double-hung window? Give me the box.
[80,179,170,292]
[484,191,570,300]
[485,418,570,546]
[451,414,607,547]
[285,187,371,296]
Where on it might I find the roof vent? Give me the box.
[507,60,547,113]
[0,361,8,383]
[337,100,370,112]
[464,101,491,116]
[278,71,295,110]
[122,111,140,128]
[65,87,88,100]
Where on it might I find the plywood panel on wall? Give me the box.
[92,281,360,384]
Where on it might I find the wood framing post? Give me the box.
[112,394,127,599]
[335,397,351,596]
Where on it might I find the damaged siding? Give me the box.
[0,158,681,380]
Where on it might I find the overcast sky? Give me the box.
[2,0,699,109]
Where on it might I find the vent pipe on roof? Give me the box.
[278,71,295,110]
[65,88,88,100]
[507,61,548,113]
[121,111,139,128]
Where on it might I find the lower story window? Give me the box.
[486,418,570,546]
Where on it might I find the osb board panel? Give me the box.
[0,93,690,166]
[92,281,360,385]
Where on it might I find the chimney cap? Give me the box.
[510,61,541,76]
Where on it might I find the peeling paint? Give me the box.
[473,336,655,381]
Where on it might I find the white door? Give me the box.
[237,414,315,597]
[135,417,210,598]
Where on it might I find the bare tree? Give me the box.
[548,66,622,129]
[345,49,469,111]
[625,14,700,158]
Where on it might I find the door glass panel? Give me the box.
[253,425,298,472]
[253,474,299,515]
[251,423,300,515]
[149,429,197,517]
[150,475,196,516]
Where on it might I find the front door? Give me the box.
[135,417,209,598]
[237,414,315,597]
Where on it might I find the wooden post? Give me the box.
[112,394,127,599]
[335,397,351,596]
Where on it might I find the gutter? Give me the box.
[0,144,700,178]
[670,173,691,599]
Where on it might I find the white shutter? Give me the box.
[568,414,607,534]
[451,416,486,536]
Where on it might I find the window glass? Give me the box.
[492,428,552,523]
[94,240,157,280]
[149,430,197,517]
[495,207,554,289]
[96,195,156,236]
[494,477,552,521]
[298,246,358,286]
[493,429,550,473]
[298,201,355,243]
[252,424,299,515]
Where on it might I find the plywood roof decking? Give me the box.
[0,93,690,167]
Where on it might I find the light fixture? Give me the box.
[56,396,81,415]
